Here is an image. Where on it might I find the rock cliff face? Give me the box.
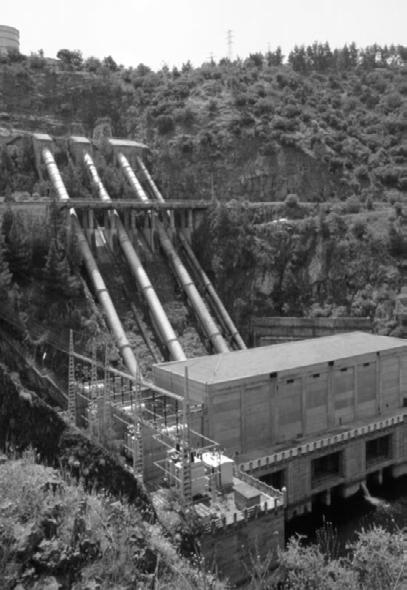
[156,139,343,202]
[194,204,401,339]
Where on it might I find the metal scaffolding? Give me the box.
[66,334,219,496]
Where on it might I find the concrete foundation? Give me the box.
[200,508,284,586]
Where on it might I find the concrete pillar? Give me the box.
[281,486,287,507]
[65,209,73,251]
[301,376,307,435]
[322,489,331,506]
[122,210,128,232]
[376,353,382,414]
[353,362,358,420]
[271,379,279,444]
[87,209,94,249]
[169,210,175,234]
[327,362,335,428]
[111,213,119,251]
[142,212,149,246]
[103,211,111,248]
[240,384,246,453]
[188,209,193,232]
[128,210,136,246]
[398,353,403,408]
[150,213,156,252]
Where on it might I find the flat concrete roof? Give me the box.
[108,138,148,150]
[154,332,407,385]
[70,136,90,144]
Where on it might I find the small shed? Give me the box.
[233,479,261,510]
[153,332,407,456]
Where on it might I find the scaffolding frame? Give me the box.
[67,336,220,498]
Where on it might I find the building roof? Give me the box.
[155,332,407,385]
[108,138,148,150]
[70,136,90,145]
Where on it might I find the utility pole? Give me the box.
[227,29,233,61]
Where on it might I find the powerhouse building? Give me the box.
[153,332,407,512]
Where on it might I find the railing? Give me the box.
[199,497,284,534]
[234,465,285,503]
[240,413,406,472]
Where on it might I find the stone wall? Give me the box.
[199,508,284,586]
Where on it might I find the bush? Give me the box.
[285,193,300,208]
[341,195,361,213]
[156,114,175,135]
[0,454,220,590]
[272,526,404,590]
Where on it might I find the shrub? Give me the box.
[342,195,361,213]
[156,114,175,135]
[384,92,403,110]
[285,193,300,208]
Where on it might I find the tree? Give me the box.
[275,535,358,590]
[42,236,80,299]
[103,55,118,71]
[156,115,175,135]
[270,526,404,590]
[266,47,283,66]
[246,53,264,68]
[349,526,404,589]
[84,56,102,73]
[4,214,32,282]
[56,49,83,70]
[288,46,308,73]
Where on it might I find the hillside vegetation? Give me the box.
[1,453,404,590]
[0,452,222,590]
[2,43,407,335]
[1,42,407,203]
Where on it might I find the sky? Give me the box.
[2,0,407,70]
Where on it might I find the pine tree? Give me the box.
[5,214,32,282]
[43,237,80,299]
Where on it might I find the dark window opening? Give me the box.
[286,379,294,384]
[311,451,342,487]
[363,362,370,367]
[340,367,348,372]
[313,373,320,378]
[366,435,391,466]
[260,469,285,490]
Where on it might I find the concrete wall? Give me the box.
[206,350,407,455]
[250,422,407,513]
[200,509,284,586]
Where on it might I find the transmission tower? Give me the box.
[227,29,233,61]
